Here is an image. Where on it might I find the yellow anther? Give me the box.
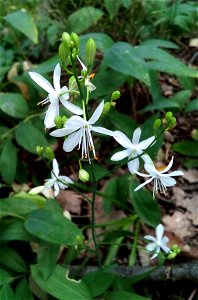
[89,73,95,79]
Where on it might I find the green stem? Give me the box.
[128,219,140,266]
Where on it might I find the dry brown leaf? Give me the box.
[57,190,83,215]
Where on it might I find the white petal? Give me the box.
[44,103,59,129]
[160,157,174,173]
[77,56,87,71]
[50,128,73,137]
[53,63,61,92]
[144,235,156,242]
[156,224,164,242]
[66,116,85,128]
[29,72,55,95]
[89,101,104,124]
[58,175,73,188]
[128,158,140,174]
[113,131,132,149]
[29,185,45,195]
[135,170,151,178]
[138,136,155,150]
[134,177,154,191]
[54,182,60,197]
[61,99,83,115]
[52,159,59,177]
[91,126,113,136]
[146,242,157,252]
[160,244,171,254]
[45,178,56,188]
[111,149,131,161]
[167,170,184,177]
[150,247,160,259]
[159,176,176,187]
[63,130,82,152]
[60,86,69,101]
[161,236,169,244]
[85,78,96,92]
[144,158,157,176]
[132,127,141,144]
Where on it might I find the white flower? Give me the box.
[111,128,155,174]
[77,56,96,92]
[144,224,171,259]
[45,158,73,197]
[29,64,83,128]
[134,155,184,197]
[50,101,113,160]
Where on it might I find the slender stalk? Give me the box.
[128,219,140,266]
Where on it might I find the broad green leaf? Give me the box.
[14,192,46,207]
[105,42,150,85]
[25,209,84,245]
[172,140,198,157]
[84,163,109,181]
[122,0,133,8]
[169,90,192,108]
[0,284,15,299]
[129,179,161,227]
[15,278,34,300]
[83,271,114,297]
[108,291,150,300]
[30,55,59,74]
[141,99,180,112]
[102,177,118,213]
[38,241,60,279]
[140,39,178,49]
[67,7,103,34]
[0,269,15,286]
[0,93,28,118]
[0,196,40,217]
[5,10,38,44]
[108,108,137,136]
[31,265,92,300]
[0,220,37,242]
[149,70,162,103]
[135,46,198,78]
[80,33,114,56]
[15,121,49,154]
[181,158,198,169]
[0,246,27,273]
[185,99,198,112]
[104,0,122,18]
[0,138,17,184]
[44,198,63,213]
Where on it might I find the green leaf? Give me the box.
[104,0,122,18]
[0,93,28,118]
[102,177,118,213]
[129,179,161,227]
[0,138,17,184]
[29,55,59,74]
[0,196,40,217]
[169,90,192,108]
[15,278,34,300]
[0,269,15,286]
[172,140,198,157]
[0,220,37,242]
[108,291,151,300]
[38,241,60,279]
[84,163,109,181]
[0,284,15,299]
[105,42,150,85]
[141,99,180,112]
[108,108,137,136]
[185,99,198,112]
[80,33,114,56]
[0,246,27,273]
[31,265,92,300]
[25,209,84,245]
[67,7,103,34]
[15,121,49,154]
[83,270,114,297]
[140,39,179,49]
[5,10,38,44]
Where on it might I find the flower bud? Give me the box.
[79,169,89,182]
[111,90,121,101]
[36,146,43,156]
[86,38,96,67]
[72,47,77,60]
[70,32,80,49]
[62,32,71,48]
[44,147,55,161]
[102,102,111,115]
[61,116,67,125]
[69,76,78,91]
[165,111,173,122]
[153,119,162,130]
[168,117,176,129]
[58,43,69,65]
[167,252,177,260]
[29,185,45,195]
[54,115,62,128]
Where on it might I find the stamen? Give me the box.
[89,73,95,79]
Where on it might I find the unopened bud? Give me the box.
[29,185,45,195]
[102,102,111,114]
[72,47,77,60]
[168,117,176,129]
[153,119,162,130]
[167,252,177,260]
[62,32,71,48]
[86,38,96,67]
[44,147,55,161]
[54,115,62,128]
[69,76,77,91]
[61,116,67,125]
[79,169,89,182]
[58,43,69,65]
[165,111,173,122]
[111,91,121,101]
[36,146,43,156]
[70,32,80,49]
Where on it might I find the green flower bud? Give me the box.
[62,32,71,48]
[102,102,111,115]
[85,38,96,67]
[69,76,77,91]
[111,90,121,101]
[167,252,177,260]
[168,117,176,129]
[61,116,67,125]
[54,115,62,128]
[44,147,55,161]
[70,32,80,49]
[79,169,89,183]
[58,43,69,65]
[153,119,162,130]
[165,111,173,122]
[72,47,77,60]
[36,146,43,156]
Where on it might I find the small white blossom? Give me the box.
[50,101,113,161]
[135,155,184,197]
[111,128,155,174]
[29,64,83,128]
[144,224,171,259]
[77,56,96,92]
